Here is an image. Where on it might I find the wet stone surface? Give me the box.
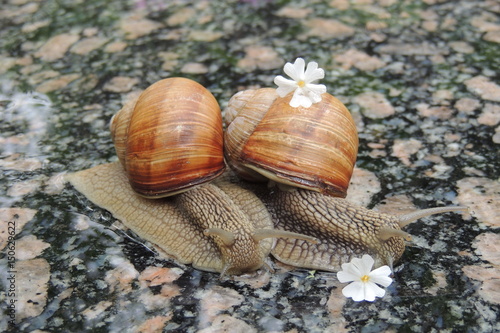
[0,0,499,332]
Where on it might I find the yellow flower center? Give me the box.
[361,275,370,283]
[297,80,306,87]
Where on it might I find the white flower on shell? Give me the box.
[336,254,393,302]
[274,57,327,108]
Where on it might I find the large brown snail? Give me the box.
[223,87,466,271]
[67,77,466,277]
[67,78,317,277]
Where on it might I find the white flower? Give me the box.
[336,254,393,302]
[274,57,327,108]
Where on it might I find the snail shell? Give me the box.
[111,77,226,198]
[224,88,358,198]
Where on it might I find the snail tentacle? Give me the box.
[378,227,412,242]
[252,228,319,243]
[397,206,468,228]
[204,228,235,246]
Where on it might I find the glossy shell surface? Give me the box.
[111,77,225,198]
[224,88,358,197]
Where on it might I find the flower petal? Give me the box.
[274,76,297,97]
[284,58,305,81]
[349,257,368,276]
[276,86,294,98]
[342,282,366,302]
[305,83,327,95]
[312,93,323,103]
[341,261,361,279]
[306,90,323,104]
[369,266,393,287]
[370,275,393,288]
[370,265,392,277]
[337,270,358,283]
[304,62,325,82]
[292,58,306,80]
[364,281,386,301]
[274,75,295,87]
[307,69,325,83]
[360,254,375,275]
[290,91,312,108]
[283,62,297,80]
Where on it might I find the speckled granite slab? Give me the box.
[0,0,499,332]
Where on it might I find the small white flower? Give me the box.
[336,254,393,302]
[274,57,327,108]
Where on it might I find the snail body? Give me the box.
[68,162,275,275]
[263,189,405,271]
[257,187,466,271]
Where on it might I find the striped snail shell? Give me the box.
[224,88,358,198]
[110,77,226,198]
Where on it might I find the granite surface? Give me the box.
[1,0,499,332]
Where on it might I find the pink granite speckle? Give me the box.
[334,49,386,71]
[472,233,500,265]
[464,76,500,102]
[375,194,417,216]
[15,235,50,260]
[198,314,257,333]
[462,265,500,305]
[36,73,80,93]
[346,167,381,207]
[478,103,500,126]
[198,286,244,328]
[104,257,140,293]
[454,97,480,114]
[354,91,395,119]
[34,33,80,62]
[103,76,139,93]
[15,258,51,322]
[327,285,348,332]
[180,62,209,74]
[457,177,500,228]
[7,178,42,197]
[302,18,355,39]
[275,6,313,19]
[0,208,37,251]
[120,14,163,39]
[237,45,282,72]
[139,266,183,287]
[391,139,422,166]
[0,154,42,171]
[70,37,108,55]
[136,314,173,333]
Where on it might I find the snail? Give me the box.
[66,78,317,277]
[223,88,467,271]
